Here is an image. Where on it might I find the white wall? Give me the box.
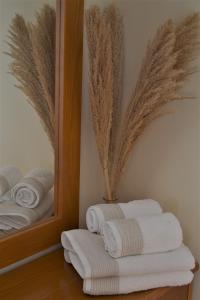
[80,1,200,299]
[0,0,55,174]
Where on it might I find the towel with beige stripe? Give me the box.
[102,213,183,258]
[11,168,54,208]
[61,199,195,295]
[0,167,54,234]
[86,199,162,233]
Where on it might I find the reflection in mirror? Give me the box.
[0,0,56,238]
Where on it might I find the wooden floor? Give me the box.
[0,249,195,300]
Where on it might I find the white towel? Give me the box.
[0,222,12,230]
[61,230,194,295]
[0,166,22,200]
[61,230,195,278]
[86,199,162,234]
[11,168,54,208]
[0,189,54,230]
[83,271,193,295]
[102,213,183,258]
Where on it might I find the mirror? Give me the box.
[0,0,56,238]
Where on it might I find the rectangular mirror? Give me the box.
[0,0,83,267]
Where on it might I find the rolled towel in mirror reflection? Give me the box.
[0,166,22,200]
[0,188,54,230]
[11,168,54,208]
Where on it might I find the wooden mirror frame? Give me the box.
[0,0,83,268]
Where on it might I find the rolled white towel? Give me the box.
[102,213,183,258]
[0,166,22,200]
[0,189,54,230]
[11,168,54,208]
[86,199,162,234]
[61,230,194,279]
[83,271,193,295]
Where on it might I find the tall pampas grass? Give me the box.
[86,4,200,202]
[111,13,200,195]
[6,5,56,149]
[85,5,123,201]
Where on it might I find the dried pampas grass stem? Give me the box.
[111,13,200,193]
[86,5,123,201]
[6,4,56,149]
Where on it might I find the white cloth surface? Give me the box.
[83,271,194,295]
[0,189,54,230]
[61,230,195,279]
[103,213,183,257]
[11,168,54,208]
[86,199,162,233]
[0,222,12,230]
[0,166,22,200]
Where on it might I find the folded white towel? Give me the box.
[0,222,12,230]
[61,230,195,279]
[0,189,54,230]
[83,271,193,295]
[86,199,162,234]
[11,168,54,208]
[102,213,183,258]
[0,166,22,200]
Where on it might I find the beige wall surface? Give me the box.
[80,1,200,299]
[0,0,55,175]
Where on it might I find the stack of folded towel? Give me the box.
[0,166,54,233]
[61,199,195,296]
